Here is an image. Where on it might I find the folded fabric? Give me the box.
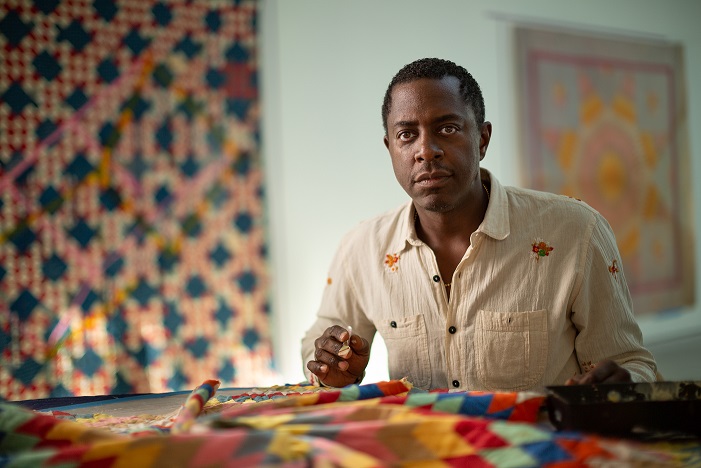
[171,379,220,434]
[208,383,545,424]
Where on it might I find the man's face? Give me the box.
[383,76,490,213]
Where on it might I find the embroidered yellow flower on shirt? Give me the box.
[327,277,333,285]
[384,253,400,272]
[531,239,554,261]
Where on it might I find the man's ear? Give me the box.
[383,134,389,150]
[479,121,492,160]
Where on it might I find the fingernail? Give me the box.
[320,364,328,373]
[338,361,349,371]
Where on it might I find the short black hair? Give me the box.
[381,58,485,134]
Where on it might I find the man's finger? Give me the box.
[328,325,350,342]
[314,347,350,369]
[307,360,329,381]
[569,360,632,385]
[590,360,629,383]
[599,367,631,384]
[349,335,370,355]
[315,333,346,357]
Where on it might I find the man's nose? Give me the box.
[415,133,443,162]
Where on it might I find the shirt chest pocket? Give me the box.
[474,309,548,391]
[376,314,431,389]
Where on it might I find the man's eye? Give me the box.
[398,131,414,141]
[440,126,458,134]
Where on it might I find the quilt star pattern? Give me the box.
[0,0,275,399]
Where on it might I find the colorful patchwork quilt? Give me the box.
[1,380,699,467]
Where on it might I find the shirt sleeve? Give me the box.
[570,211,657,382]
[300,237,377,385]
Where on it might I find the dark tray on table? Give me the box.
[546,381,701,437]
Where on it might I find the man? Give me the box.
[302,58,656,391]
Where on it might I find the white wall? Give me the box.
[259,0,701,384]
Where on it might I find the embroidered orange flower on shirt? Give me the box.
[327,277,333,285]
[580,360,595,373]
[384,253,400,272]
[531,239,554,261]
[608,259,619,277]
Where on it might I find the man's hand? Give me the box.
[565,359,632,385]
[306,325,370,387]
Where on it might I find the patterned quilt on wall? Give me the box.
[0,0,277,399]
[514,27,694,316]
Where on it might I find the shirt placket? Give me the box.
[413,244,448,387]
[445,232,485,390]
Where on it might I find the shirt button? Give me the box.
[448,326,456,334]
[390,321,397,328]
[452,380,460,388]
[432,275,440,282]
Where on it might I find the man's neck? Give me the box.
[414,190,488,245]
[413,185,489,288]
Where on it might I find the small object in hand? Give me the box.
[338,325,352,358]
[338,344,351,358]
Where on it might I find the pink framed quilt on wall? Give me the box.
[515,26,694,316]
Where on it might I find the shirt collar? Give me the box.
[480,168,510,240]
[388,202,418,254]
[390,167,510,252]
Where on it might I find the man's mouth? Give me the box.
[414,171,451,187]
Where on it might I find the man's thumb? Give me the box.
[350,335,370,355]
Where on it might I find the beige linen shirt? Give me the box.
[302,169,656,391]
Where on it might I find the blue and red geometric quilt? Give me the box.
[0,0,275,398]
